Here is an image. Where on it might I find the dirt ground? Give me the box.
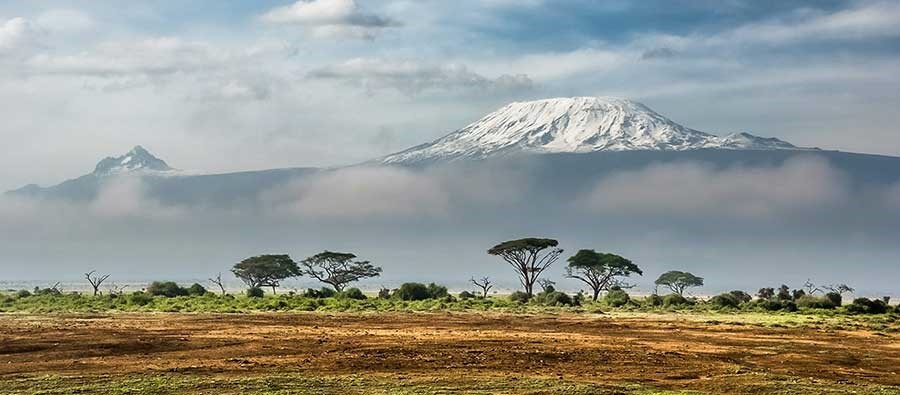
[0,312,898,394]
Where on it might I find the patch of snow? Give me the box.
[382,97,811,164]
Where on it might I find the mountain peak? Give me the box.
[381,96,808,164]
[92,145,174,176]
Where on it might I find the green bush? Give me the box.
[246,287,265,298]
[458,290,475,300]
[728,290,752,304]
[509,291,530,303]
[395,282,430,301]
[340,288,366,300]
[824,292,843,307]
[710,293,740,308]
[426,283,449,299]
[146,281,189,298]
[535,291,575,306]
[847,298,888,314]
[128,291,153,306]
[187,283,207,296]
[604,289,630,307]
[782,301,798,312]
[644,294,663,307]
[15,289,31,298]
[796,295,836,310]
[303,287,336,299]
[378,288,391,299]
[662,294,689,307]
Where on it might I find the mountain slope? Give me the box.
[382,97,808,164]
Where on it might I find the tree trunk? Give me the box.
[271,285,277,295]
[592,288,600,301]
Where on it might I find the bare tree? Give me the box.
[803,279,823,295]
[537,278,556,293]
[85,270,110,296]
[470,277,493,298]
[209,272,227,295]
[107,283,128,296]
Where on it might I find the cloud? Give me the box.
[640,47,676,61]
[0,17,37,52]
[261,166,450,220]
[27,37,224,77]
[89,176,184,220]
[581,157,849,219]
[261,0,399,38]
[35,9,95,33]
[308,58,534,96]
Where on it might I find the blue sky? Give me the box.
[1,0,899,190]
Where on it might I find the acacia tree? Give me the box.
[300,251,382,292]
[654,271,703,296]
[231,254,300,294]
[470,276,493,298]
[565,249,643,301]
[85,270,110,296]
[488,238,563,298]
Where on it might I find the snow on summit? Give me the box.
[92,145,176,176]
[382,97,806,164]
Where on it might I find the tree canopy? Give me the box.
[488,237,563,297]
[231,254,300,294]
[300,251,382,292]
[654,270,703,296]
[566,249,642,301]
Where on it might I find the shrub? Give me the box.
[377,288,391,300]
[395,282,430,301]
[710,293,740,308]
[756,299,784,311]
[458,290,475,300]
[535,291,575,306]
[604,289,630,307]
[509,291,530,303]
[15,289,31,298]
[33,287,62,296]
[824,292,842,307]
[246,287,265,298]
[303,287,336,299]
[796,295,836,310]
[187,283,207,296]
[782,301,798,312]
[847,298,888,314]
[146,281,189,298]
[645,294,663,307]
[728,290,752,304]
[128,291,153,306]
[340,288,366,300]
[663,294,689,307]
[426,283,449,299]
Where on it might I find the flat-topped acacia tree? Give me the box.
[488,238,563,298]
[655,270,704,296]
[566,249,642,301]
[232,254,301,295]
[300,251,382,292]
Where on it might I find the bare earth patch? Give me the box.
[0,312,898,394]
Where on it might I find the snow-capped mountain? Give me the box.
[92,145,176,176]
[382,97,808,164]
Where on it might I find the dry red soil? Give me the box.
[0,312,898,393]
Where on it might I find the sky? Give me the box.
[1,0,900,191]
[1,1,900,295]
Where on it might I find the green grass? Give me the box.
[0,374,690,395]
[1,291,898,333]
[2,373,897,395]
